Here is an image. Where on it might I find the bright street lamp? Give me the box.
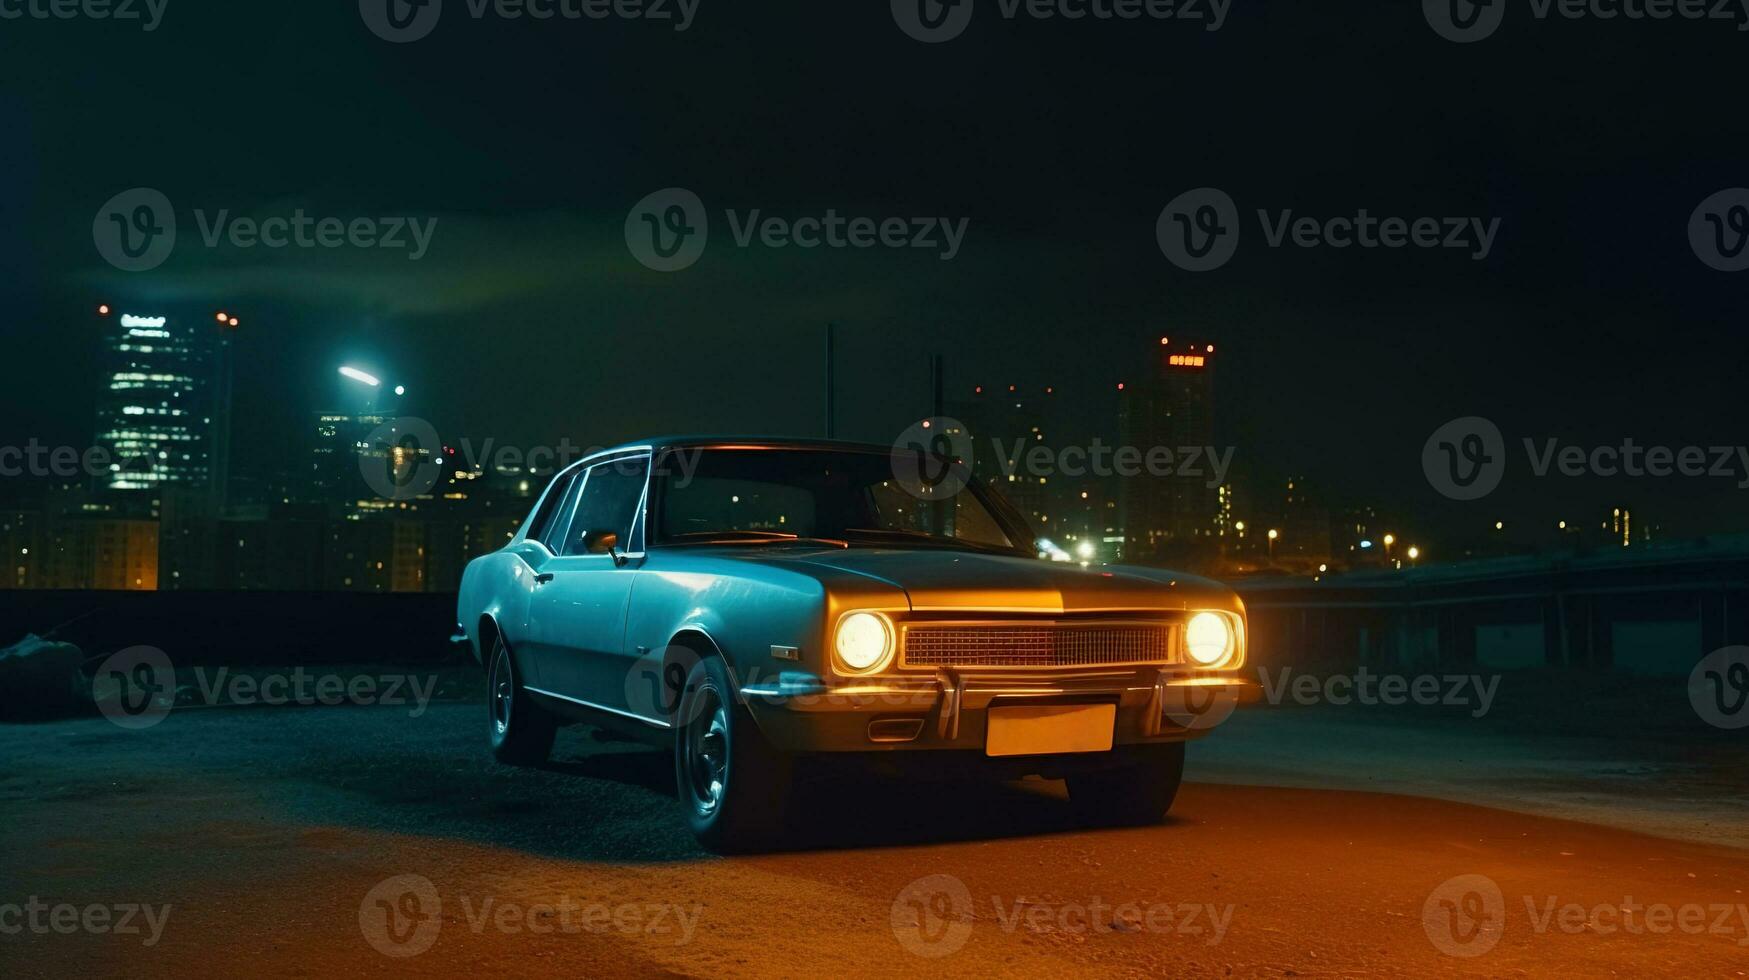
[339,366,381,387]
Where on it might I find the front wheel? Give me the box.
[486,633,556,766]
[674,656,791,852]
[1065,742,1185,826]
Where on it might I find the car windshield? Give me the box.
[653,448,1027,555]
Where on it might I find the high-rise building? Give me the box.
[1118,337,1219,563]
[92,311,232,507]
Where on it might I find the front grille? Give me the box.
[900,622,1174,669]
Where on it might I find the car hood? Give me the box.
[763,548,1238,614]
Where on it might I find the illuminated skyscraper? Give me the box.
[1118,337,1218,562]
[92,311,231,507]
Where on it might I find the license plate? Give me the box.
[984,703,1116,757]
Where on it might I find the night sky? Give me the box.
[2,0,1746,548]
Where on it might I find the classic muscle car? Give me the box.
[456,438,1252,850]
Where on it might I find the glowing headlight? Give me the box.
[834,612,894,673]
[1185,612,1236,668]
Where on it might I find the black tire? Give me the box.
[486,632,556,766]
[673,655,791,852]
[1065,742,1186,826]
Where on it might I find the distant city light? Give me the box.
[339,366,381,387]
[1495,521,1505,530]
[1267,529,1279,540]
[120,314,166,328]
[1076,540,1095,560]
[227,317,239,327]
[97,304,110,316]
[216,312,228,322]
[394,385,406,396]
[1407,546,1421,560]
[1318,563,1328,573]
[1359,539,1373,549]
[1382,533,1395,546]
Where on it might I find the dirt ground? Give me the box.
[2,693,1747,978]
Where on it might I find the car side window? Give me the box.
[560,455,650,556]
[543,469,589,552]
[523,469,579,547]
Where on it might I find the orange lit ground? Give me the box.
[2,705,1745,978]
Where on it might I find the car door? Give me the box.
[506,465,585,688]
[523,453,650,710]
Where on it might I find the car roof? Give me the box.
[595,436,903,457]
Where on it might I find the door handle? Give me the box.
[534,572,555,585]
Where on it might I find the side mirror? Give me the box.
[585,530,627,566]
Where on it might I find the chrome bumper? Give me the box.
[740,667,1255,753]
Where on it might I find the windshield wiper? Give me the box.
[664,530,849,548]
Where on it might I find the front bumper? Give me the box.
[739,667,1257,754]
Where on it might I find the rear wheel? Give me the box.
[674,655,791,852]
[1065,742,1185,826]
[487,632,556,766]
